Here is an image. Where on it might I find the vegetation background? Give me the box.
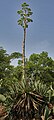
[0,1,54,120]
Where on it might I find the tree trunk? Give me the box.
[22,28,26,80]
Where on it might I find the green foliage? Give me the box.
[8,79,48,119]
[42,105,53,120]
[17,2,33,28]
[0,47,22,112]
[0,47,11,81]
[0,47,54,119]
[13,66,22,81]
[0,94,6,102]
[0,2,54,119]
[10,52,22,59]
[26,51,54,85]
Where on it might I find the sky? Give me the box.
[0,0,54,65]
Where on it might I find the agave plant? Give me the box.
[41,105,53,120]
[1,78,52,120]
[41,84,54,120]
[6,79,49,120]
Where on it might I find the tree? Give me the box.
[26,51,54,85]
[0,47,22,82]
[17,2,33,80]
[0,47,11,82]
[0,47,22,113]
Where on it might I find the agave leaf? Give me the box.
[14,98,21,109]
[19,97,26,106]
[29,92,43,99]
[33,102,38,110]
[31,97,40,105]
[31,98,38,110]
[44,106,49,120]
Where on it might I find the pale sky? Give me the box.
[0,0,54,61]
